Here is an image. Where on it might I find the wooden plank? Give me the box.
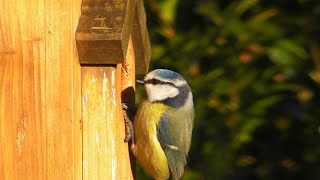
[76,0,137,64]
[82,66,134,180]
[121,35,137,177]
[132,0,151,74]
[0,0,82,179]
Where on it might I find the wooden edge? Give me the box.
[121,0,138,62]
[132,0,151,74]
[120,32,137,179]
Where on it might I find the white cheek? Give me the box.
[145,84,179,102]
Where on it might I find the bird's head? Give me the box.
[138,69,193,108]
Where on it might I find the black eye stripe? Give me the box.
[144,78,164,85]
[144,78,177,87]
[151,79,162,84]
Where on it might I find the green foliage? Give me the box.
[139,0,320,179]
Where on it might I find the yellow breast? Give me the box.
[134,101,170,180]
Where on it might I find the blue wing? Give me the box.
[157,110,193,180]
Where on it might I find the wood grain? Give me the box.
[0,0,82,179]
[82,67,134,180]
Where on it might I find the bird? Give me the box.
[124,69,194,180]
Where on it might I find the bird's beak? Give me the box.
[136,80,144,84]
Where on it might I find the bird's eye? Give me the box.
[151,79,162,85]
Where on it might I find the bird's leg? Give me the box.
[122,103,137,155]
[121,103,137,154]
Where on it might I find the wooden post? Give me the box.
[0,0,82,179]
[0,0,150,179]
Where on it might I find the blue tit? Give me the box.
[132,69,194,180]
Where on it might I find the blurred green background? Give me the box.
[136,0,320,179]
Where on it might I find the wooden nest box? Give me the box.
[0,0,150,179]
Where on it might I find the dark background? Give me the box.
[136,0,320,179]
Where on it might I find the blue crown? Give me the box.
[152,69,184,81]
